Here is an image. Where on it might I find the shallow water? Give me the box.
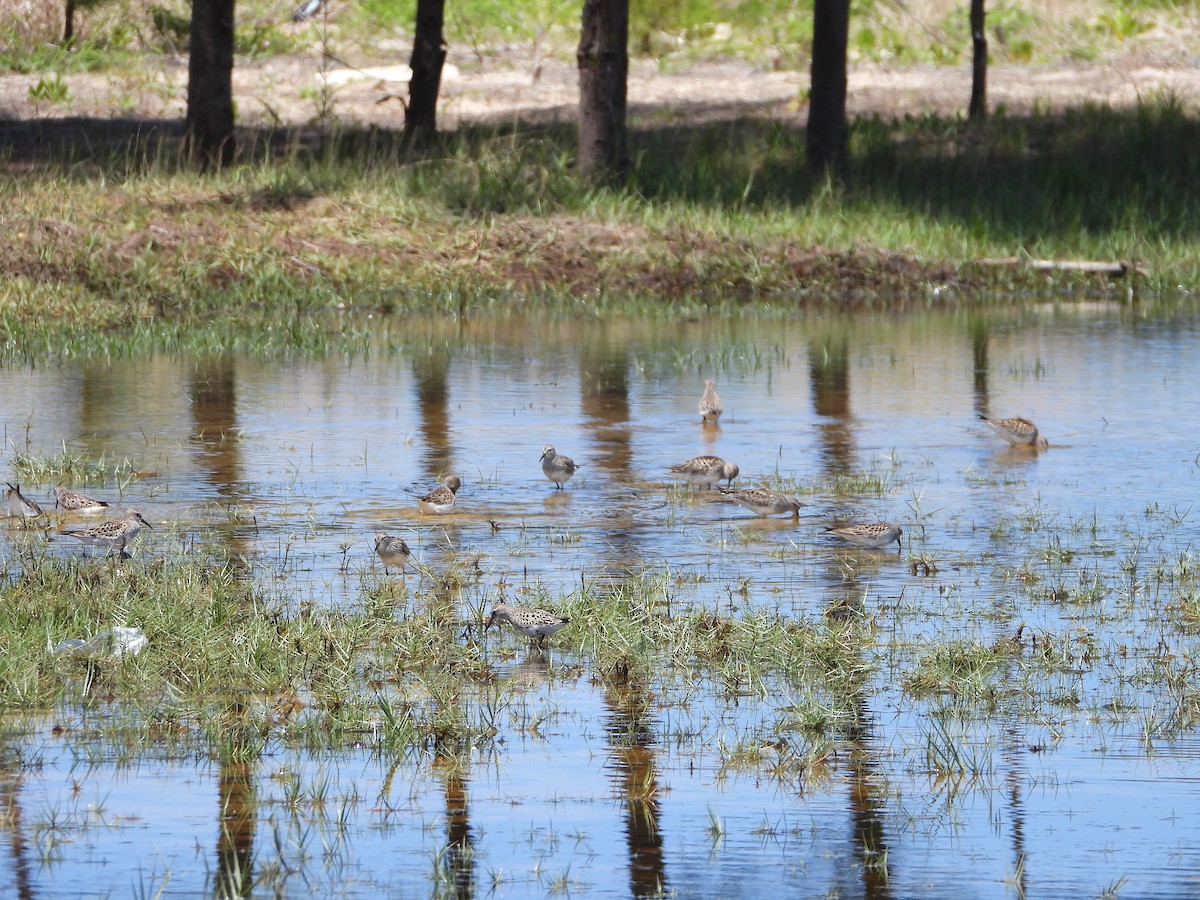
[4,304,1200,898]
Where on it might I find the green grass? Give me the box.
[2,95,1199,360]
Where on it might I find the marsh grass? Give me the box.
[2,96,1200,359]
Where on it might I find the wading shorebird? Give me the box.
[540,445,580,490]
[373,532,412,573]
[699,379,723,424]
[62,508,153,556]
[487,601,570,648]
[827,522,904,552]
[978,415,1048,450]
[4,482,43,518]
[417,476,461,515]
[666,456,740,490]
[53,485,110,515]
[717,486,803,518]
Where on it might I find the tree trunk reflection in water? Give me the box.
[845,690,893,900]
[580,336,633,482]
[413,351,454,479]
[189,360,254,564]
[213,703,258,900]
[602,664,667,898]
[0,753,34,900]
[809,339,855,476]
[970,317,990,417]
[433,751,475,899]
[189,360,241,498]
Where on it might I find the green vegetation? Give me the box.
[2,96,1198,359]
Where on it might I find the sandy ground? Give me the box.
[2,42,1199,131]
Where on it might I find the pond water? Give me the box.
[3,304,1200,898]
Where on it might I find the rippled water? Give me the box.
[4,304,1200,898]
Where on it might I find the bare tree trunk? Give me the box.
[186,0,236,170]
[969,0,988,120]
[405,0,446,144]
[577,0,629,180]
[806,0,850,176]
[63,0,76,44]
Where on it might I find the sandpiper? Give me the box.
[978,415,1048,450]
[699,379,723,423]
[666,456,739,490]
[827,522,903,552]
[374,532,412,573]
[53,485,110,514]
[63,508,153,556]
[540,445,580,490]
[418,476,461,515]
[718,486,802,518]
[4,482,43,518]
[487,601,570,648]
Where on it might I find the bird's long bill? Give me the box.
[896,533,903,552]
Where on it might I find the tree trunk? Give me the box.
[186,0,236,170]
[806,0,850,176]
[404,0,447,143]
[969,0,987,120]
[63,0,76,44]
[576,0,629,180]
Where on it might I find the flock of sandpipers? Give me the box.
[3,378,1049,649]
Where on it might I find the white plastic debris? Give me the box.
[54,626,148,660]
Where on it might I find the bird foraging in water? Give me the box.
[718,486,802,518]
[417,476,461,515]
[4,482,43,518]
[374,532,412,573]
[540,445,580,490]
[487,601,570,648]
[698,379,723,424]
[54,485,110,514]
[827,522,903,552]
[978,415,1048,450]
[666,456,739,490]
[62,508,153,556]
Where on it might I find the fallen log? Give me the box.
[976,257,1147,277]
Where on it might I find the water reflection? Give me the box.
[808,337,854,476]
[579,334,633,484]
[213,703,258,899]
[844,690,892,900]
[413,350,454,478]
[432,751,475,899]
[602,664,667,898]
[0,746,34,900]
[970,316,990,416]
[189,359,241,498]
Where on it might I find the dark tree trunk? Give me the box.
[969,0,988,120]
[404,0,447,143]
[63,0,76,44]
[186,0,236,170]
[806,0,850,176]
[576,0,629,180]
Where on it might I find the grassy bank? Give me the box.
[2,96,1199,356]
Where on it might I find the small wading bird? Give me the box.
[827,522,904,552]
[417,475,461,515]
[978,414,1048,450]
[4,482,43,518]
[718,486,802,518]
[373,532,411,573]
[54,485,110,514]
[698,379,723,424]
[540,445,580,490]
[666,456,740,490]
[62,508,153,556]
[487,601,570,649]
